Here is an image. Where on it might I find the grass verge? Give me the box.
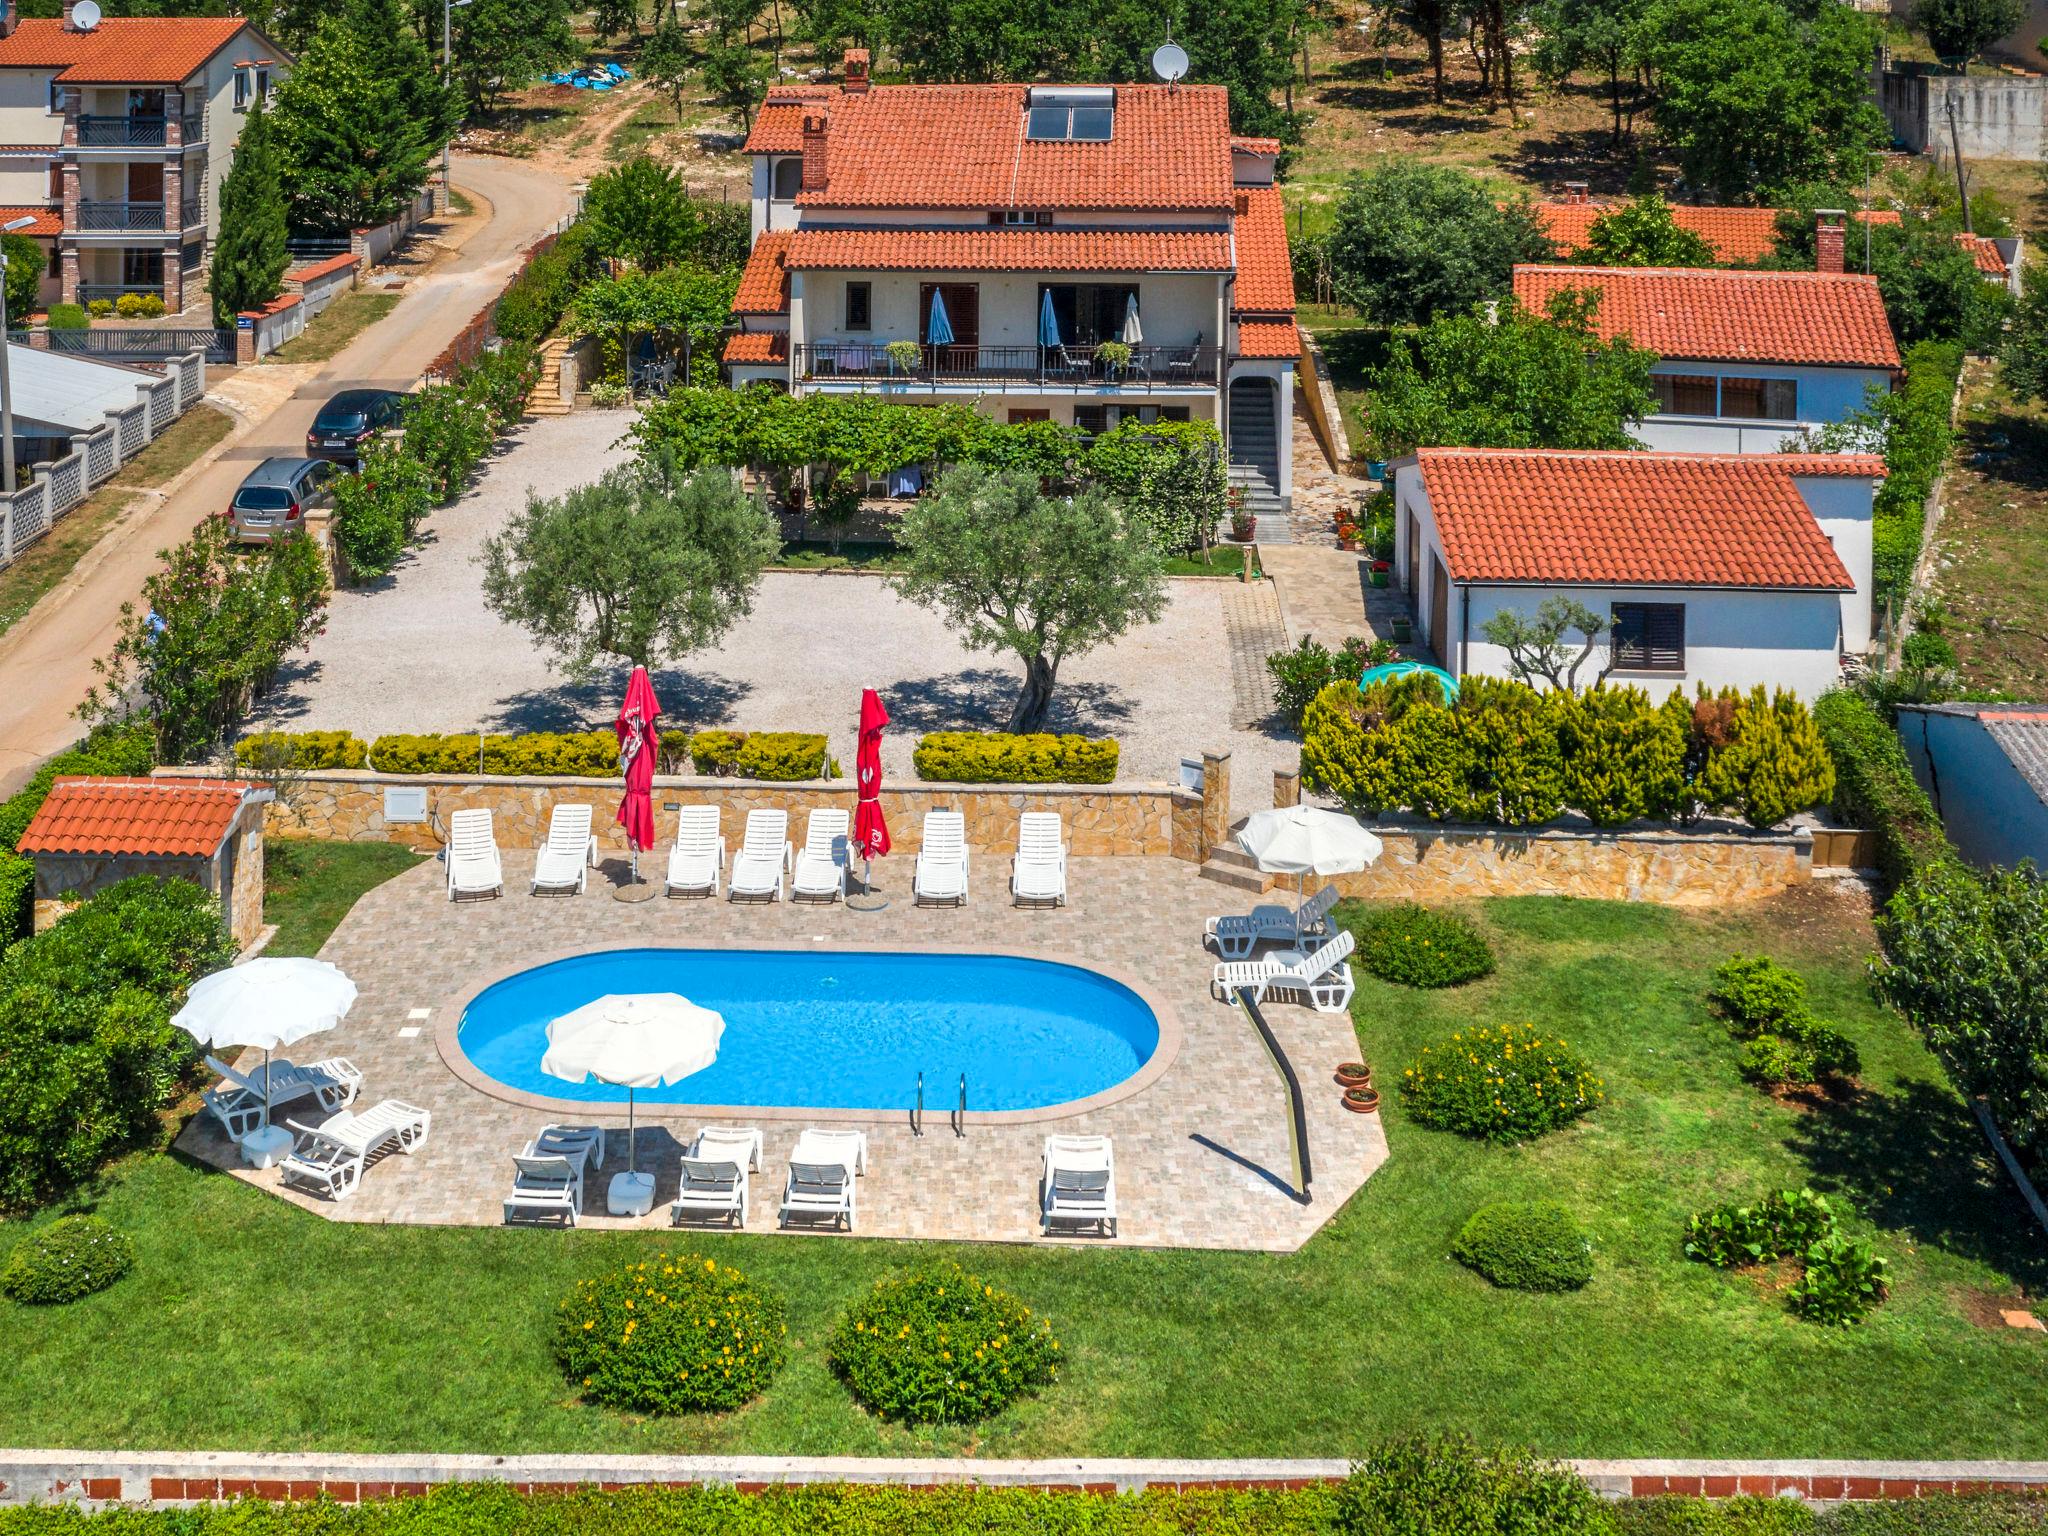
[1935,358,2048,694]
[261,837,425,958]
[268,291,402,366]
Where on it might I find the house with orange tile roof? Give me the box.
[0,0,291,314]
[1388,448,1886,698]
[1513,248,1901,456]
[727,53,1302,514]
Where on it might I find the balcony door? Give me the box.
[127,89,165,118]
[1039,282,1138,350]
[918,283,979,373]
[126,161,163,210]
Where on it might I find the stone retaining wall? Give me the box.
[3,1451,2045,1508]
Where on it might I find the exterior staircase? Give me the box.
[526,335,574,418]
[1198,839,1279,893]
[1227,379,1289,544]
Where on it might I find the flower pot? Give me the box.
[1365,459,1390,481]
[1343,1086,1381,1114]
[1369,568,1389,588]
[1391,616,1412,643]
[1335,1063,1372,1089]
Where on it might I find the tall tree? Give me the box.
[1579,194,1716,266]
[209,99,289,326]
[583,157,702,270]
[1635,0,1886,202]
[1914,0,2026,67]
[1,232,44,321]
[640,14,697,120]
[1396,0,1453,101]
[453,0,577,112]
[699,37,774,131]
[349,0,457,151]
[890,466,1168,732]
[1363,291,1659,455]
[1531,0,1648,144]
[1327,162,1556,326]
[590,0,639,40]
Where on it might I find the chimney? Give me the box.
[801,111,828,193]
[61,0,80,29]
[844,47,870,93]
[1815,209,1846,274]
[1563,180,1590,205]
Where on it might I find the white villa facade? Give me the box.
[727,57,1302,511]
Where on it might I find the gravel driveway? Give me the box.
[258,413,1292,811]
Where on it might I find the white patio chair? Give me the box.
[503,1153,581,1226]
[1042,1133,1117,1237]
[791,809,851,903]
[665,805,725,898]
[525,1122,604,1172]
[913,810,969,906]
[201,1054,362,1142]
[672,1156,748,1227]
[446,808,503,901]
[1204,884,1342,960]
[530,804,596,896]
[278,1100,432,1201]
[1009,811,1067,907]
[691,1125,764,1171]
[1211,929,1357,1015]
[729,809,791,902]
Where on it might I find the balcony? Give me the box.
[74,198,203,232]
[793,341,1221,389]
[76,113,207,147]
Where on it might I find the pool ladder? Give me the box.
[910,1072,967,1138]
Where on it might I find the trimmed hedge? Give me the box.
[235,730,368,771]
[913,731,1119,784]
[1871,340,1964,610]
[226,728,841,781]
[554,1253,788,1413]
[828,1259,1061,1424]
[689,731,835,781]
[1811,691,1958,888]
[1345,902,1495,988]
[1450,1201,1593,1292]
[368,731,620,777]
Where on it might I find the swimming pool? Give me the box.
[455,948,1164,1114]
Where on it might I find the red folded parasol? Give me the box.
[853,687,890,862]
[615,665,661,866]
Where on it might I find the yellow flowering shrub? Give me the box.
[1345,901,1494,989]
[1399,1023,1605,1144]
[553,1253,787,1413]
[827,1260,1060,1424]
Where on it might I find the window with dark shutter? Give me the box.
[1611,603,1685,672]
[1652,372,1717,416]
[845,281,871,331]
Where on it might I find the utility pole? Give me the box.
[442,0,472,213]
[1944,92,1974,235]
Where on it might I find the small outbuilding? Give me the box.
[15,777,274,950]
[1896,704,2048,871]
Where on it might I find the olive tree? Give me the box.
[890,466,1167,732]
[1481,597,1614,692]
[478,453,779,680]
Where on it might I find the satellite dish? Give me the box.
[69,0,100,27]
[1151,40,1189,83]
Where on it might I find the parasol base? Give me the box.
[612,877,660,904]
[845,891,890,912]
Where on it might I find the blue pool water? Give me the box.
[458,948,1161,1113]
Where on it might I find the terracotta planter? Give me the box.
[1343,1087,1381,1114]
[1335,1063,1372,1089]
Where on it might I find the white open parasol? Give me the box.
[1236,805,1383,942]
[172,958,358,1125]
[542,992,723,1176]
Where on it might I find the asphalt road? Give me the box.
[0,154,577,795]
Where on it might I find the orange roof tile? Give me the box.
[1236,320,1301,359]
[1512,265,1900,369]
[16,776,260,858]
[1232,185,1295,314]
[733,230,792,314]
[0,17,257,84]
[1534,201,1784,263]
[1411,448,1878,591]
[723,331,789,364]
[0,206,61,237]
[783,227,1232,273]
[1230,135,1282,154]
[743,84,839,154]
[1957,233,2008,277]
[781,83,1235,212]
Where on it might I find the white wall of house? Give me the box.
[1793,471,1874,651]
[1896,707,2048,871]
[1638,361,1892,454]
[0,70,60,203]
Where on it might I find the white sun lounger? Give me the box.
[672,1157,748,1227]
[530,804,597,895]
[665,805,725,898]
[446,808,503,900]
[279,1100,432,1201]
[503,1153,581,1226]
[913,810,969,906]
[1042,1133,1117,1237]
[779,1128,868,1230]
[1009,811,1067,907]
[791,809,851,902]
[729,809,791,902]
[1204,884,1341,960]
[1211,929,1357,1015]
[526,1122,605,1171]
[691,1125,764,1171]
[201,1054,362,1142]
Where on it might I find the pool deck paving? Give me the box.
[179,853,1388,1251]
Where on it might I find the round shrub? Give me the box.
[828,1260,1060,1424]
[1400,1023,1606,1144]
[554,1253,787,1413]
[1451,1201,1593,1292]
[1350,902,1495,988]
[1,1216,135,1304]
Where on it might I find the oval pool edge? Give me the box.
[435,938,1185,1126]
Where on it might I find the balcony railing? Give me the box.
[180,197,204,228]
[794,341,1221,388]
[77,199,170,231]
[76,283,163,305]
[76,113,207,147]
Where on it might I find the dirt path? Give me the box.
[0,154,577,795]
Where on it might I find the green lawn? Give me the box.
[261,838,424,957]
[5,889,2047,1457]
[268,290,401,366]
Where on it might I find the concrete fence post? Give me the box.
[1200,750,1232,857]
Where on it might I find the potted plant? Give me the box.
[1343,1085,1381,1114]
[1094,339,1133,376]
[1226,486,1256,543]
[1391,615,1412,644]
[883,339,923,375]
[1335,1061,1372,1089]
[1369,559,1391,589]
[1336,521,1362,552]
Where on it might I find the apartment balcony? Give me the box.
[793,341,1221,391]
[75,113,207,148]
[73,198,204,234]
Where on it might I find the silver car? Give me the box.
[231,457,337,545]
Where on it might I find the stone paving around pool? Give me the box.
[178,853,1388,1251]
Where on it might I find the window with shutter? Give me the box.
[1611,603,1685,672]
[1651,372,1717,416]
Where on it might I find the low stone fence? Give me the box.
[235,295,305,363]
[283,252,360,320]
[351,186,436,267]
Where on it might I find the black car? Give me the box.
[306,388,407,464]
